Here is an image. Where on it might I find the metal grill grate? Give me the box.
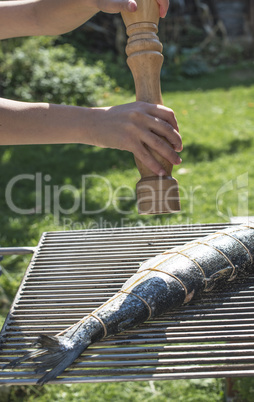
[1,222,254,385]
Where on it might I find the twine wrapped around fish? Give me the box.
[5,224,254,384]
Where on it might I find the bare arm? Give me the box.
[0,0,168,40]
[0,98,182,176]
[0,0,174,175]
[0,0,129,39]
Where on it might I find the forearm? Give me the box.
[33,0,99,36]
[0,0,168,40]
[0,0,99,39]
[0,98,94,145]
[0,98,182,176]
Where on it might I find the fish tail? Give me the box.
[4,333,90,385]
[36,335,88,385]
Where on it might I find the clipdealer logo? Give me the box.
[5,173,136,222]
[4,172,202,221]
[4,171,250,225]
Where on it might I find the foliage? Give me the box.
[180,54,210,77]
[0,36,115,106]
[233,377,254,401]
[161,24,253,82]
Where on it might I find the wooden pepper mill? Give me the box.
[122,0,181,215]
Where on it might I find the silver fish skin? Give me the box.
[5,224,254,384]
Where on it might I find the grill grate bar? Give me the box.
[2,222,254,384]
[3,342,254,353]
[2,348,254,359]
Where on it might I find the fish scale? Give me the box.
[4,223,254,384]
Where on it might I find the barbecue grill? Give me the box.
[1,222,254,385]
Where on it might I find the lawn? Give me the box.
[0,61,254,401]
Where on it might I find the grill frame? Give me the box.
[1,222,254,385]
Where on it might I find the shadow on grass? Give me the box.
[0,133,252,246]
[0,144,136,245]
[161,62,254,93]
[104,60,254,94]
[0,144,134,182]
[182,138,252,163]
[1,134,252,181]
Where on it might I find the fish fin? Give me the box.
[3,338,47,369]
[37,343,87,385]
[4,334,90,385]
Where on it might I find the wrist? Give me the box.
[77,107,107,147]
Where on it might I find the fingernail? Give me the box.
[128,1,137,12]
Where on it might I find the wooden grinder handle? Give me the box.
[122,0,180,214]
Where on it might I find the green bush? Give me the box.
[234,377,254,401]
[0,36,115,106]
[181,54,210,77]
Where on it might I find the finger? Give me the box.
[148,104,179,133]
[142,130,182,166]
[134,143,168,176]
[157,0,169,18]
[148,116,182,152]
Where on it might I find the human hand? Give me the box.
[96,0,169,18]
[87,102,182,176]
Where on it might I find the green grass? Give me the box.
[1,62,254,400]
[4,379,224,402]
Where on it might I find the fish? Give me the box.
[4,223,254,384]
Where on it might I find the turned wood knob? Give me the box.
[122,0,180,215]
